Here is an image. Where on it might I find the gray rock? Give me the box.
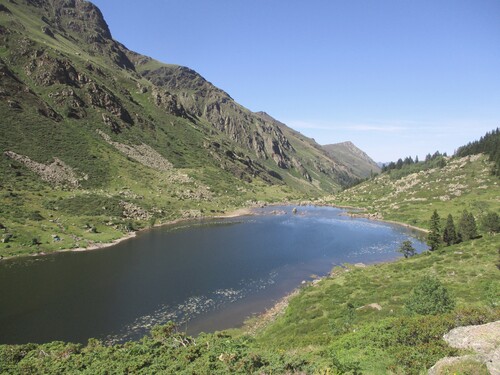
[428,320,500,375]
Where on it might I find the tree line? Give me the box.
[381,128,500,178]
[455,127,500,176]
[381,151,447,173]
[398,209,499,258]
[427,209,499,251]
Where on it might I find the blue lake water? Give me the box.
[0,205,426,344]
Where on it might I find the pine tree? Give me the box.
[458,210,478,241]
[481,211,500,234]
[442,214,458,246]
[398,240,416,258]
[427,210,441,251]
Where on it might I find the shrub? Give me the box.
[330,351,362,374]
[405,276,455,315]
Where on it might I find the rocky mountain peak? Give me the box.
[51,0,112,40]
[338,141,355,148]
[25,0,112,41]
[331,141,372,160]
[22,0,134,70]
[0,0,361,202]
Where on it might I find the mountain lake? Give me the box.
[0,206,427,344]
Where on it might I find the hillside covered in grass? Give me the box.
[322,141,381,179]
[1,1,499,374]
[326,153,500,232]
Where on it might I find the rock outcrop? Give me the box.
[428,320,500,375]
[0,0,362,202]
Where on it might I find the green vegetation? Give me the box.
[254,235,499,374]
[481,211,500,234]
[458,209,479,241]
[380,151,447,178]
[405,275,455,315]
[427,210,442,251]
[327,153,500,233]
[0,2,499,374]
[322,141,381,179]
[397,239,416,258]
[0,0,356,257]
[443,214,458,246]
[456,127,500,176]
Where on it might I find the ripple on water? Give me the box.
[104,271,279,344]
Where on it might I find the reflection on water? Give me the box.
[0,206,426,344]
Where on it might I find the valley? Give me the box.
[0,0,361,257]
[0,1,499,374]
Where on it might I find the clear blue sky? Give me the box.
[91,0,500,162]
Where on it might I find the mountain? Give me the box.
[322,141,381,179]
[0,0,361,256]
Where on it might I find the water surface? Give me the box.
[0,206,425,344]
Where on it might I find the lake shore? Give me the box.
[0,206,257,262]
[342,211,429,234]
[237,204,429,335]
[0,202,428,262]
[77,207,258,252]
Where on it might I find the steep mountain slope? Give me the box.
[0,0,358,256]
[127,56,357,189]
[253,111,356,187]
[323,141,381,179]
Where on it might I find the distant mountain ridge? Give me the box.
[322,141,381,179]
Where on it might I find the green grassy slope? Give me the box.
[1,139,499,374]
[1,2,499,374]
[325,154,500,230]
[254,236,499,373]
[244,151,499,373]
